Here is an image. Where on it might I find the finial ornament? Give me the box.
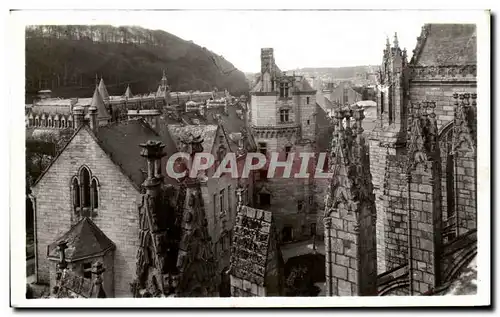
[394,32,399,48]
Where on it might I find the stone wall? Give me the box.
[408,83,476,131]
[408,160,442,294]
[296,94,317,141]
[383,152,409,271]
[229,276,266,296]
[250,95,278,126]
[32,128,141,297]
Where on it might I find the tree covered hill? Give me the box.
[25,25,249,102]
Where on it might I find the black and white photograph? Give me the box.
[7,6,491,308]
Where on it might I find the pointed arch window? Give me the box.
[91,178,99,209]
[35,118,39,127]
[72,177,80,209]
[80,167,91,208]
[72,166,99,218]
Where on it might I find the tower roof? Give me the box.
[124,85,133,98]
[98,78,110,101]
[47,217,115,261]
[91,86,111,120]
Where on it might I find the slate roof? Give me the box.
[32,119,179,190]
[205,106,246,134]
[413,24,477,66]
[98,78,110,101]
[294,77,315,91]
[230,206,274,286]
[90,86,111,120]
[94,120,170,188]
[47,217,115,261]
[167,124,219,154]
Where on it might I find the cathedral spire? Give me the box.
[386,36,391,50]
[393,32,399,48]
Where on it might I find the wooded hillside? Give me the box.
[25,25,249,102]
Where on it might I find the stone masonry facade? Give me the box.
[31,128,141,297]
[326,24,478,297]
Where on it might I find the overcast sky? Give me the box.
[136,11,425,72]
[17,10,485,73]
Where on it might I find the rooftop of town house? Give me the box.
[167,124,219,154]
[47,217,115,262]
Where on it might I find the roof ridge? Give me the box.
[32,124,87,189]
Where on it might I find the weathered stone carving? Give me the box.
[409,65,477,80]
[406,101,438,172]
[451,93,476,154]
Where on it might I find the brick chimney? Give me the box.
[88,106,98,132]
[73,106,85,128]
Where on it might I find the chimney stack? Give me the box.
[140,140,166,197]
[73,106,85,128]
[88,106,98,132]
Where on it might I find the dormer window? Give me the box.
[72,166,100,218]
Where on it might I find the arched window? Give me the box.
[29,118,33,127]
[91,178,99,209]
[72,178,80,208]
[72,167,99,218]
[80,167,91,208]
[48,119,52,128]
[35,119,39,127]
[62,119,66,128]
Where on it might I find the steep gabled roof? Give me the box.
[47,217,115,261]
[94,120,170,188]
[411,24,477,66]
[32,119,178,191]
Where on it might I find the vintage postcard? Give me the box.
[9,8,491,308]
